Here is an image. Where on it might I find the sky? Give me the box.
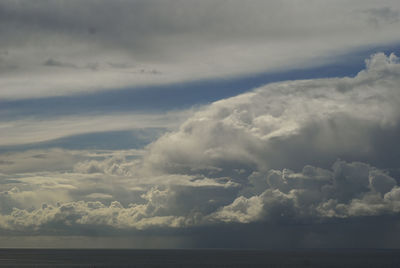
[2,0,400,248]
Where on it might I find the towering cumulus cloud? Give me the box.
[146,53,400,176]
[143,52,400,224]
[1,53,400,239]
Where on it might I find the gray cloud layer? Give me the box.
[1,0,400,99]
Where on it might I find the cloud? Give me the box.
[1,0,400,99]
[1,53,400,244]
[0,149,84,174]
[363,7,400,27]
[0,111,189,147]
[211,160,400,224]
[43,58,77,68]
[0,149,239,233]
[73,155,138,176]
[0,179,238,233]
[0,159,399,234]
[0,200,185,232]
[144,53,400,177]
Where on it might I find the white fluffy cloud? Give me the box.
[1,53,400,234]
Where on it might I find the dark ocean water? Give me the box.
[0,249,399,267]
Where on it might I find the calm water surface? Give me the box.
[0,249,399,267]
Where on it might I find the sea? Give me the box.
[0,249,399,267]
